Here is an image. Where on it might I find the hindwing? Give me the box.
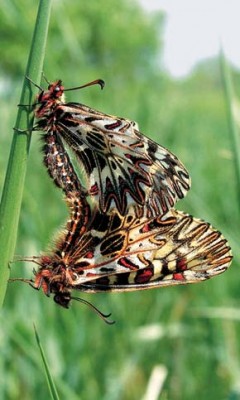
[31,202,232,302]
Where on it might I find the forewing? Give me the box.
[56,103,190,216]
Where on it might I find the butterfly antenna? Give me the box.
[64,79,105,92]
[41,72,51,85]
[71,296,115,325]
[25,76,43,91]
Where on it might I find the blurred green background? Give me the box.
[0,1,239,399]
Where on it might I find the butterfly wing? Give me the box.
[55,103,190,216]
[66,208,231,291]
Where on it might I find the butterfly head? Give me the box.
[53,291,71,308]
[34,80,65,118]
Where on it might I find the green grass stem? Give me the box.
[220,48,240,210]
[34,325,60,400]
[0,0,52,307]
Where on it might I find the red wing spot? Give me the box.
[89,183,99,195]
[119,257,138,271]
[141,223,151,233]
[105,120,122,130]
[85,251,94,259]
[86,272,98,278]
[177,258,187,271]
[173,273,186,281]
[135,268,153,284]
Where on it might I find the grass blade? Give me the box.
[220,47,240,210]
[0,0,52,307]
[34,324,60,400]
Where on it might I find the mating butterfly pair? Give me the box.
[17,77,232,318]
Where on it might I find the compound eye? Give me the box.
[54,293,71,308]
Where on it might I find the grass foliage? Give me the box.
[0,0,52,308]
[0,1,239,399]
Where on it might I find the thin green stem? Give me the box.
[220,48,240,212]
[0,0,52,307]
[34,325,60,400]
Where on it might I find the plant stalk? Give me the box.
[0,0,52,307]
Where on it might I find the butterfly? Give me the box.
[17,191,232,318]
[31,78,190,217]
[14,77,231,321]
